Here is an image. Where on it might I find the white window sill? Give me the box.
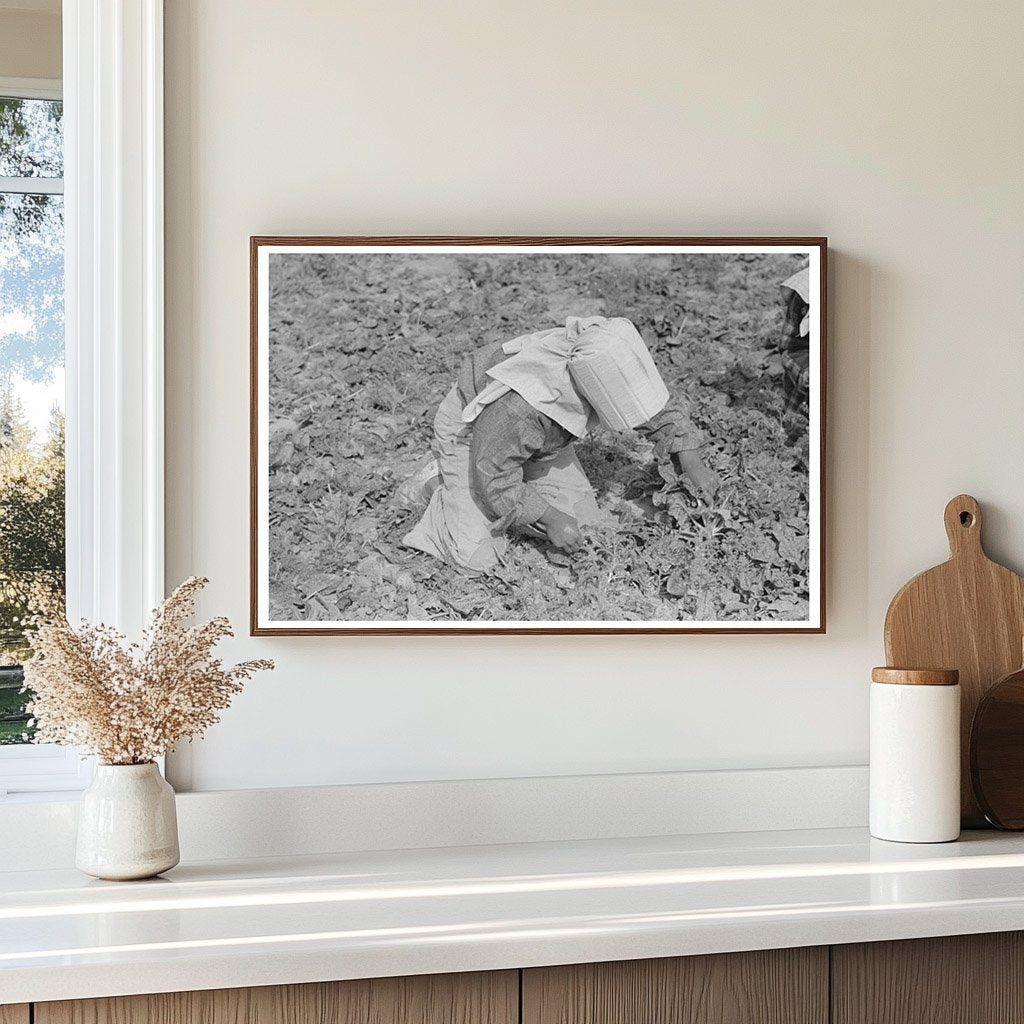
[0,746,94,801]
[0,789,86,804]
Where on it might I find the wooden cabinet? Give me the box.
[522,948,828,1024]
[34,971,517,1024]
[832,932,1024,1024]
[13,933,1024,1023]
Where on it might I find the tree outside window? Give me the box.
[0,94,65,744]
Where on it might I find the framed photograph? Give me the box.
[251,237,826,635]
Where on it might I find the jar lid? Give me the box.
[871,667,959,686]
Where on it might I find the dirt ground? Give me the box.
[265,251,812,623]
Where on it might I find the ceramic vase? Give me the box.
[76,762,180,880]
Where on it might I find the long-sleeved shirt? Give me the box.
[456,343,705,527]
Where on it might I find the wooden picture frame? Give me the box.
[251,236,826,635]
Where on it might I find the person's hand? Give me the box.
[675,450,721,502]
[537,506,584,554]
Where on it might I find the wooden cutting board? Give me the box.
[884,494,1024,826]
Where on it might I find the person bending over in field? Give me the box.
[401,316,720,573]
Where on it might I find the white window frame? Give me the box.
[0,76,64,194]
[0,0,165,797]
[0,77,61,102]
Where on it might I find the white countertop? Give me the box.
[4,826,1024,1004]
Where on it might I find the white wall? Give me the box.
[164,0,1024,792]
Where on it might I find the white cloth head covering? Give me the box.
[781,266,811,302]
[568,318,670,432]
[460,316,668,436]
[781,267,811,337]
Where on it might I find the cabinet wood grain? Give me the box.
[0,1007,29,1024]
[522,948,828,1024]
[832,932,1024,1024]
[35,971,517,1024]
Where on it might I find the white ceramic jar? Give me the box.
[76,762,180,880]
[870,667,961,843]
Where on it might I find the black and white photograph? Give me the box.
[251,238,825,634]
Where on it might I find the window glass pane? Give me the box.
[0,98,63,179]
[0,180,65,744]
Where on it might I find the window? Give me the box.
[0,79,81,795]
[0,87,66,738]
[0,4,167,798]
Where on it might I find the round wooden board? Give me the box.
[971,664,1024,829]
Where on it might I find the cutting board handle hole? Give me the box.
[943,494,982,555]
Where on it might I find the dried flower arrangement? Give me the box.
[23,577,273,765]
